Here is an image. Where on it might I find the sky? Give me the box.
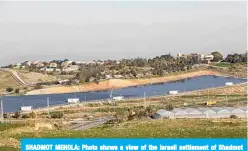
[0,1,247,65]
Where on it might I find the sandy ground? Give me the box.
[26,70,220,95]
[0,70,20,93]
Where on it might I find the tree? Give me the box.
[15,88,20,94]
[131,69,137,77]
[13,112,21,118]
[157,68,164,76]
[6,87,13,92]
[50,112,63,119]
[29,112,36,118]
[211,51,223,62]
[165,104,174,111]
[225,53,246,63]
[34,84,42,89]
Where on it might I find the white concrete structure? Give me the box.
[61,61,73,67]
[20,106,32,112]
[49,63,57,68]
[169,91,178,95]
[204,54,214,60]
[23,61,32,66]
[67,98,80,103]
[105,75,112,79]
[62,65,79,72]
[36,62,45,68]
[113,96,124,100]
[225,82,233,86]
[45,68,54,72]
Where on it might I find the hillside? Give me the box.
[0,70,20,94]
[25,70,220,95]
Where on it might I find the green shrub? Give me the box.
[21,114,29,119]
[15,88,20,94]
[166,104,174,111]
[6,87,13,92]
[50,112,63,119]
[29,112,36,118]
[230,115,238,119]
[12,112,20,118]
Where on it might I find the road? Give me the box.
[68,117,115,130]
[0,68,29,87]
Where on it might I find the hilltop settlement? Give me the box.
[0,51,246,95]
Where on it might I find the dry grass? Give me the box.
[0,70,20,93]
[17,70,58,84]
[0,118,246,150]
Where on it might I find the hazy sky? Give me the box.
[0,1,246,65]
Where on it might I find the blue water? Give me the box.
[1,75,247,113]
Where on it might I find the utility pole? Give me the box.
[226,92,228,106]
[47,97,50,116]
[144,92,146,108]
[208,88,209,101]
[0,100,3,123]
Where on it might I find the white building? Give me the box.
[204,54,214,61]
[61,61,73,67]
[36,62,45,68]
[40,67,54,72]
[32,61,40,65]
[105,75,112,79]
[49,62,57,68]
[62,65,79,72]
[75,61,86,64]
[23,61,32,66]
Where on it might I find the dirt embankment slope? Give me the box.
[26,70,221,95]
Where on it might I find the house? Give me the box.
[96,61,104,65]
[56,79,70,85]
[40,67,45,71]
[177,53,188,58]
[136,73,144,78]
[89,77,95,82]
[36,62,45,68]
[203,54,214,64]
[23,61,32,66]
[192,64,200,69]
[177,53,183,58]
[32,61,40,65]
[204,54,214,61]
[62,65,79,72]
[16,63,22,66]
[75,61,86,64]
[45,68,54,72]
[105,75,112,79]
[40,67,54,72]
[200,54,205,60]
[13,63,25,69]
[113,75,123,79]
[61,61,73,67]
[49,62,57,68]
[55,69,61,72]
